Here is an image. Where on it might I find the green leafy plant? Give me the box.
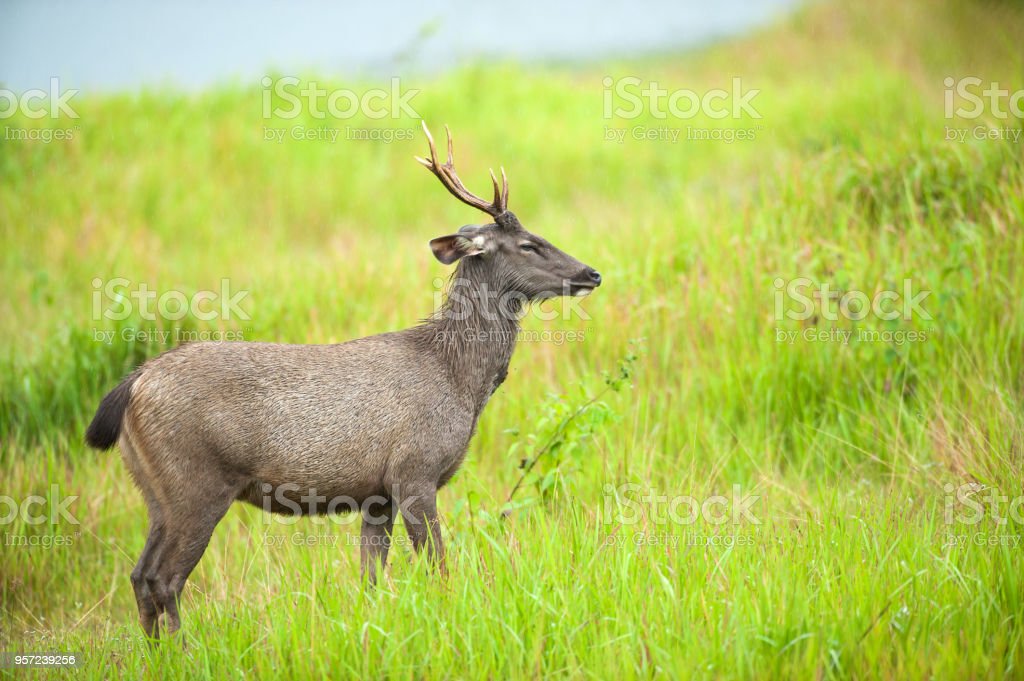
[502,340,641,515]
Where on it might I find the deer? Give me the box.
[84,122,602,639]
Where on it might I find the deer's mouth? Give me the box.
[567,268,602,296]
[570,283,597,297]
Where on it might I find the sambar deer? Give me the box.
[86,122,601,638]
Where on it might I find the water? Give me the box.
[0,0,799,92]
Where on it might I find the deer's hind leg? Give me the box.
[144,475,241,637]
[124,430,243,638]
[120,434,168,639]
[131,516,166,638]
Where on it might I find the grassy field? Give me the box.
[3,0,1024,677]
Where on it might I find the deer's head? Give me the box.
[417,123,602,301]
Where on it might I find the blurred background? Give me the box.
[2,1,1024,678]
[2,0,797,91]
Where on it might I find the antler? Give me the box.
[415,121,509,219]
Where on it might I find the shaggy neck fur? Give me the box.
[422,256,522,415]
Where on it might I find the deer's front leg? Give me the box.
[360,497,395,585]
[397,486,445,573]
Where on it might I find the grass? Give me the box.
[2,0,1024,677]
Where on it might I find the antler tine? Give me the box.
[488,169,502,212]
[414,119,439,170]
[415,121,508,219]
[501,167,509,212]
[444,124,455,166]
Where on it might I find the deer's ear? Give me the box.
[429,234,485,265]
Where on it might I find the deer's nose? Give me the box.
[586,269,602,285]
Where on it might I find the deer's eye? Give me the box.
[519,243,539,254]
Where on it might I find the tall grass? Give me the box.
[2,0,1024,677]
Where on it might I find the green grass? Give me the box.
[3,0,1024,677]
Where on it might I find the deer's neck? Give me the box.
[426,261,521,415]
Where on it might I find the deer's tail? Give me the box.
[85,371,140,450]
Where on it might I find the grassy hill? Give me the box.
[2,0,1023,677]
